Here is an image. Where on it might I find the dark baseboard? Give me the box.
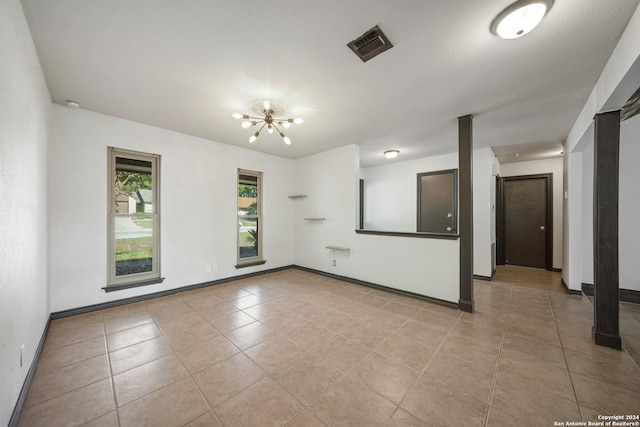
[9,316,51,427]
[293,265,459,310]
[581,283,640,304]
[562,278,583,295]
[552,268,562,272]
[52,265,295,319]
[473,275,492,282]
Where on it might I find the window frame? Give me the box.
[106,147,162,290]
[236,169,264,268]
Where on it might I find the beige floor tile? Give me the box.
[360,309,412,332]
[341,321,393,349]
[401,376,487,427]
[381,301,421,318]
[164,321,219,352]
[38,335,106,372]
[18,379,115,427]
[308,334,371,373]
[146,300,194,319]
[104,312,154,334]
[436,333,500,374]
[497,355,575,401]
[154,310,206,336]
[192,352,265,407]
[564,349,640,392]
[505,316,561,346]
[357,293,390,308]
[195,300,240,321]
[244,334,305,373]
[184,411,223,427]
[106,322,162,351]
[211,286,251,301]
[287,409,327,427]
[485,407,533,427]
[177,333,239,373]
[214,376,303,426]
[286,321,336,350]
[376,333,436,371]
[119,378,209,427]
[349,352,419,404]
[396,319,450,348]
[571,372,640,414]
[273,351,343,405]
[310,376,396,427]
[385,408,430,426]
[304,308,355,332]
[223,320,278,349]
[25,354,110,407]
[492,372,580,426]
[109,335,173,375]
[45,322,105,350]
[80,411,118,427]
[500,334,566,370]
[425,353,495,403]
[183,294,225,311]
[208,310,256,332]
[113,353,188,406]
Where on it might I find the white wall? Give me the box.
[48,105,295,312]
[581,141,594,285]
[0,0,51,424]
[361,152,458,232]
[499,158,564,270]
[294,146,460,303]
[473,148,496,278]
[619,114,640,291]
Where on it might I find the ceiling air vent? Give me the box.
[347,25,393,63]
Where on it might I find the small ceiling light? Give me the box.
[491,0,553,40]
[232,100,303,145]
[66,100,80,109]
[384,150,400,159]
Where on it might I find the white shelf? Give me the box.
[326,245,350,254]
[304,217,326,221]
[288,195,308,199]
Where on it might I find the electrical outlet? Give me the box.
[212,264,218,272]
[332,260,336,267]
[20,344,25,368]
[205,265,212,273]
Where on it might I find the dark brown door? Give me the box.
[504,176,549,268]
[417,170,457,233]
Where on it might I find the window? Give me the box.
[417,169,458,233]
[107,147,162,290]
[237,169,264,267]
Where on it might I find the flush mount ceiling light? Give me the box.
[232,100,303,145]
[66,100,80,109]
[491,0,553,39]
[384,150,400,159]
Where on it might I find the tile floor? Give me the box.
[18,266,640,426]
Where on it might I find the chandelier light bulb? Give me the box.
[233,100,302,146]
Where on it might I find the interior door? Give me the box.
[417,170,457,233]
[504,177,549,268]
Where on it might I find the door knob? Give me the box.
[539,225,545,230]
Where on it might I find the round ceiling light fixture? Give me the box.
[384,150,400,159]
[491,0,553,40]
[65,100,80,109]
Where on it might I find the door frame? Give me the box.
[497,173,553,271]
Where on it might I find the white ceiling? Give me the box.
[20,0,639,167]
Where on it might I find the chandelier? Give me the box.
[232,100,303,145]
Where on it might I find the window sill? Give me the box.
[103,277,165,293]
[235,260,267,269]
[355,229,459,240]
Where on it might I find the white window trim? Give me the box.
[107,147,162,289]
[236,169,264,267]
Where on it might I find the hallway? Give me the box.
[18,268,640,426]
